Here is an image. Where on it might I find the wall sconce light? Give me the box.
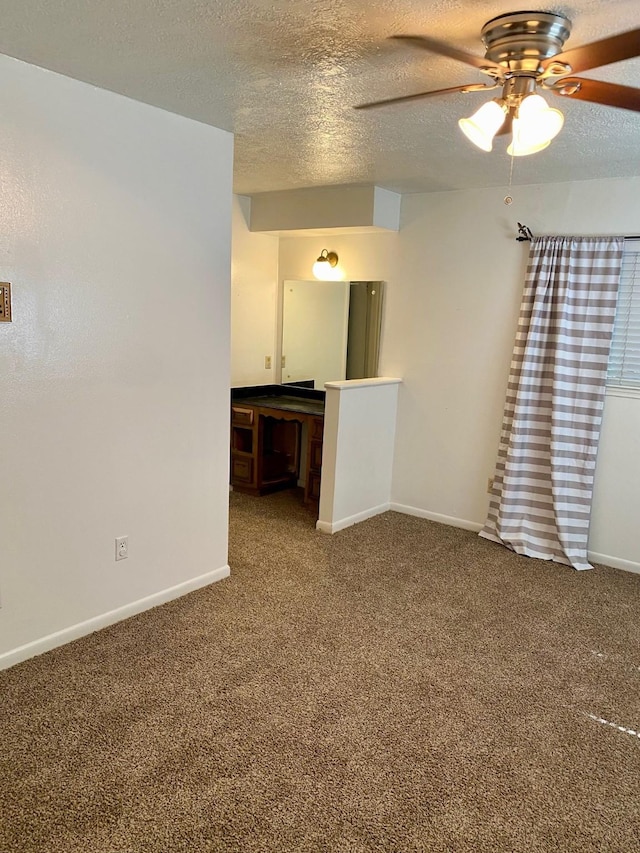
[312,249,340,281]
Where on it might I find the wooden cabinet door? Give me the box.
[230,405,258,491]
[304,416,324,504]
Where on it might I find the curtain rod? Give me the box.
[516,223,640,242]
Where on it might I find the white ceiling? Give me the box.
[0,0,638,194]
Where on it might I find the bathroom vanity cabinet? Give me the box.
[230,386,324,505]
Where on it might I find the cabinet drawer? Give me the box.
[231,455,253,484]
[232,406,254,426]
[310,417,324,440]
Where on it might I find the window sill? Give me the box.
[605,385,640,399]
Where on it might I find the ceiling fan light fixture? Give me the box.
[458,99,507,152]
[312,249,340,281]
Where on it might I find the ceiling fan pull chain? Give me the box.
[504,152,515,205]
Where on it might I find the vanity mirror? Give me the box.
[281,280,384,389]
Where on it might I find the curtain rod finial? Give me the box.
[516,222,533,242]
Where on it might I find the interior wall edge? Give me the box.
[315,502,390,535]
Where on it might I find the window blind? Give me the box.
[607,241,640,389]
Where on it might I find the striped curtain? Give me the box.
[480,236,624,570]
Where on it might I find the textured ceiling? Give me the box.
[0,0,638,194]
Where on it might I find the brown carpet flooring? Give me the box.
[1,490,640,852]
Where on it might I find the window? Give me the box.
[608,241,640,389]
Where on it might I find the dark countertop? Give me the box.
[233,394,325,416]
[231,383,325,416]
[232,383,324,400]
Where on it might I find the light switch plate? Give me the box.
[0,283,11,322]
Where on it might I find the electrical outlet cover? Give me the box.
[115,536,128,561]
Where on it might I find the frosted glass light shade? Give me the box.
[312,260,342,280]
[312,250,341,280]
[507,93,564,156]
[507,118,552,156]
[458,100,507,152]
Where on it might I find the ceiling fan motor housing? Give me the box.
[481,11,572,73]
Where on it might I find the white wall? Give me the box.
[585,392,640,570]
[0,55,233,666]
[231,195,279,386]
[277,178,640,570]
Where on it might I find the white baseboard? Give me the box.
[0,565,231,672]
[588,551,640,575]
[316,502,390,534]
[390,502,640,575]
[389,502,483,533]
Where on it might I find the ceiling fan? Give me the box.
[355,11,640,156]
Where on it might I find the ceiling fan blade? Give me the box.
[542,28,640,75]
[550,77,640,112]
[355,83,495,110]
[391,35,502,75]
